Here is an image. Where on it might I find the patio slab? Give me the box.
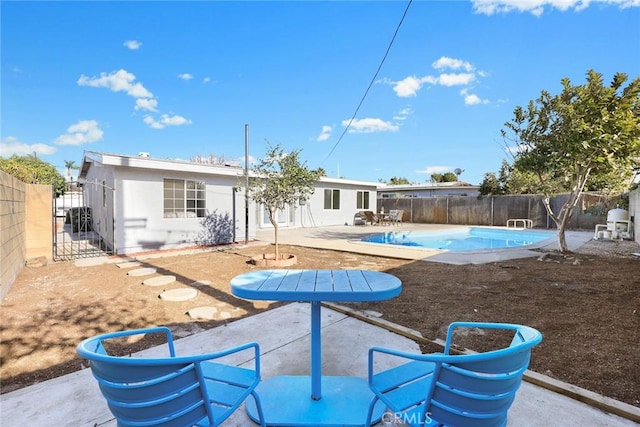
[1,303,636,426]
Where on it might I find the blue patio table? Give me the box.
[230,269,402,426]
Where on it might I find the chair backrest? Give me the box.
[77,327,256,427]
[363,211,377,223]
[425,322,542,427]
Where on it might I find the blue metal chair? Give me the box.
[366,322,542,427]
[77,326,265,427]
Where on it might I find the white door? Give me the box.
[260,205,289,228]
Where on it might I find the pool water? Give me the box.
[361,227,556,251]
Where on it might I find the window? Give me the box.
[163,179,206,218]
[324,189,340,210]
[356,191,369,209]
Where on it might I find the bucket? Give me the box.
[602,230,612,240]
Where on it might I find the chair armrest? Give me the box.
[200,341,261,378]
[368,346,437,382]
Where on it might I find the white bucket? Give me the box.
[602,230,612,240]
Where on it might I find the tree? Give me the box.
[502,70,640,252]
[64,160,79,181]
[479,160,542,195]
[387,176,410,185]
[0,155,66,195]
[430,172,457,183]
[248,143,322,260]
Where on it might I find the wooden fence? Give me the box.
[379,192,623,231]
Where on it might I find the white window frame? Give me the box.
[324,189,341,210]
[356,191,369,209]
[163,178,206,218]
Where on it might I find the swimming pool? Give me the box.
[361,227,556,251]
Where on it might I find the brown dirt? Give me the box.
[1,239,639,408]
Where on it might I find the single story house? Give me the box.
[78,151,378,255]
[377,182,480,199]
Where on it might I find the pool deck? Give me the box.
[257,224,594,265]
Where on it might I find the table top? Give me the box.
[230,269,401,302]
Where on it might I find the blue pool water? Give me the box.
[361,227,556,251]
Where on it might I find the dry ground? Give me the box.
[1,239,638,408]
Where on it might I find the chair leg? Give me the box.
[251,390,266,427]
[366,396,380,427]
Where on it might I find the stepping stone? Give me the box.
[127,267,157,277]
[190,280,211,287]
[159,288,198,301]
[142,275,176,287]
[116,261,142,269]
[187,306,218,320]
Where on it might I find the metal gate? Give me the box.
[53,180,115,261]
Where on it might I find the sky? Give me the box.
[2,0,639,185]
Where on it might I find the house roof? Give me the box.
[377,182,480,191]
[79,151,379,188]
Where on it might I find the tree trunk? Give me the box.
[268,208,279,259]
[542,190,583,253]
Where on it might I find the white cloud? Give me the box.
[123,40,142,50]
[390,57,489,105]
[438,73,476,87]
[0,136,57,156]
[144,114,192,129]
[342,118,399,134]
[461,88,489,105]
[203,77,211,83]
[78,69,153,99]
[416,166,453,174]
[471,0,638,15]
[316,125,332,142]
[134,98,159,112]
[432,56,474,72]
[54,120,104,146]
[393,76,433,97]
[393,106,414,121]
[178,73,194,81]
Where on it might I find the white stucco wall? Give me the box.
[113,167,253,254]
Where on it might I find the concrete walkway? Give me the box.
[1,303,637,426]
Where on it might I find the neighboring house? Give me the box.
[377,182,480,199]
[78,151,378,255]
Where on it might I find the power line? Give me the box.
[321,0,413,165]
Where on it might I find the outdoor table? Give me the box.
[230,269,402,426]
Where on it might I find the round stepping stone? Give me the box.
[190,280,211,287]
[127,267,157,277]
[142,275,176,287]
[187,306,218,320]
[116,261,142,269]
[159,288,198,301]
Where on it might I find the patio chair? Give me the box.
[389,210,404,226]
[363,210,379,225]
[77,326,265,427]
[366,321,542,427]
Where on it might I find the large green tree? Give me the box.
[502,70,640,252]
[248,143,322,259]
[0,155,66,195]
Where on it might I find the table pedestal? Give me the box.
[245,376,386,426]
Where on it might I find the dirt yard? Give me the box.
[1,239,638,408]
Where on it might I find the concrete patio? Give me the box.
[1,303,637,426]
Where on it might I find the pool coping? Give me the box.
[255,224,595,265]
